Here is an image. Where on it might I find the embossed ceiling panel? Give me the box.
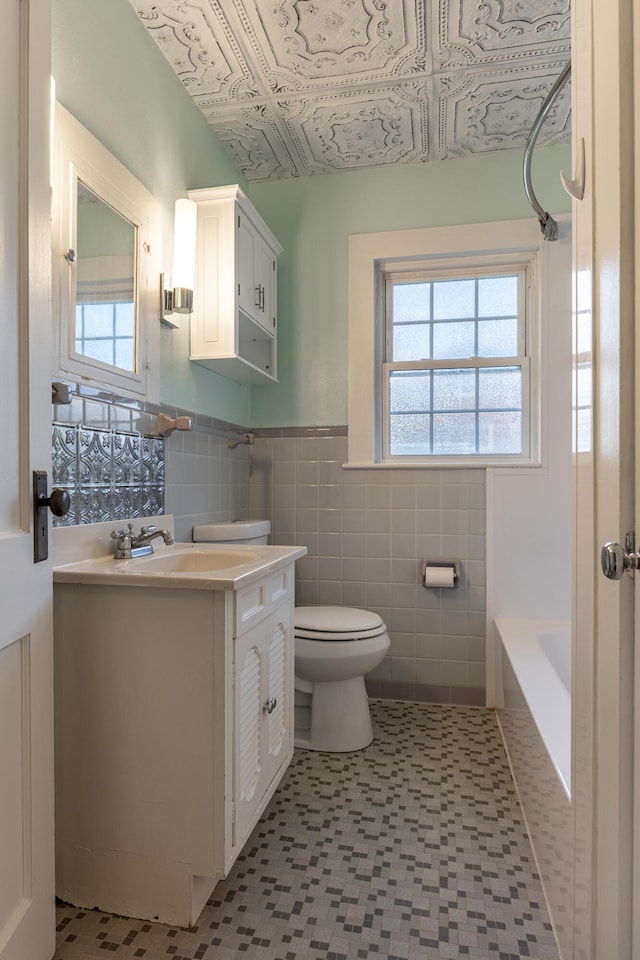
[129,0,571,181]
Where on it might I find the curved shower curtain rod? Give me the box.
[523,60,571,241]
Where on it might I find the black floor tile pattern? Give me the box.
[54,702,560,959]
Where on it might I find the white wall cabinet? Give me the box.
[53,562,296,927]
[189,184,282,384]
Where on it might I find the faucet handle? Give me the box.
[139,525,157,535]
[111,529,128,541]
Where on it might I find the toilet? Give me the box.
[191,522,389,753]
[192,519,271,544]
[294,605,390,753]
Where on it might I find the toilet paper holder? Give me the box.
[422,559,460,588]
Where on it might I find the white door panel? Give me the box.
[0,1,54,958]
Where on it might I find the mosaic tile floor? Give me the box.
[54,702,560,960]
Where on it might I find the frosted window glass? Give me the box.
[477,318,518,357]
[79,303,114,339]
[433,320,475,359]
[433,413,476,454]
[115,302,135,337]
[433,279,475,320]
[478,276,518,317]
[479,412,521,453]
[115,339,134,369]
[393,324,430,361]
[478,366,521,410]
[79,338,114,365]
[390,371,431,412]
[433,369,475,411]
[384,266,528,460]
[390,414,430,455]
[393,282,431,323]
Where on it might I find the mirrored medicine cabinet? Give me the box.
[52,103,160,400]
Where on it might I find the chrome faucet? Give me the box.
[111,524,175,559]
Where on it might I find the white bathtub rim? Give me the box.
[495,617,571,801]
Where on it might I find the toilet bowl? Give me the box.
[294,605,390,753]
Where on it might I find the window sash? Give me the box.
[385,266,528,362]
[382,357,531,462]
[381,264,531,463]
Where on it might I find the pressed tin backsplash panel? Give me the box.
[52,424,165,526]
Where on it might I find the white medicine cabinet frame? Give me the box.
[188,185,282,385]
[52,103,160,400]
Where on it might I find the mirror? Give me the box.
[53,103,159,400]
[75,182,137,371]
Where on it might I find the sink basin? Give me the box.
[130,550,256,573]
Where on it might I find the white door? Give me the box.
[0,1,55,959]
[573,0,636,956]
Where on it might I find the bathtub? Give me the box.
[496,618,571,798]
[494,618,573,959]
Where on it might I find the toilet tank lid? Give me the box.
[294,605,384,633]
[192,520,271,541]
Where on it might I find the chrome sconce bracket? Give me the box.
[161,272,193,328]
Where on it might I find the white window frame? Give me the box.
[382,259,532,463]
[347,218,553,468]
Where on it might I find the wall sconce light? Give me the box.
[161,198,197,328]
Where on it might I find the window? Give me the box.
[384,268,528,459]
[347,219,550,468]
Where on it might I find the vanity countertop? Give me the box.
[53,542,307,591]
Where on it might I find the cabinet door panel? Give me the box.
[236,213,256,321]
[266,617,287,759]
[234,632,263,844]
[254,236,275,333]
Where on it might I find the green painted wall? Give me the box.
[52,0,572,430]
[248,144,572,427]
[52,0,251,424]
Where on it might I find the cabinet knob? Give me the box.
[263,696,277,714]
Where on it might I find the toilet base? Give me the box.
[294,676,374,752]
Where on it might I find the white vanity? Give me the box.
[53,530,306,927]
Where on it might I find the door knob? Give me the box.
[42,487,71,517]
[33,470,71,562]
[263,696,277,714]
[601,532,640,580]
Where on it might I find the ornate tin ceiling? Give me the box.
[130,0,571,181]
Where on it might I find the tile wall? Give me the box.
[51,389,487,704]
[51,384,251,543]
[250,428,487,705]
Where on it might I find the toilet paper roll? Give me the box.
[423,564,456,588]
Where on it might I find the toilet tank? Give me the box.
[192,520,271,545]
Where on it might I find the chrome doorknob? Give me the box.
[601,533,640,580]
[263,696,277,714]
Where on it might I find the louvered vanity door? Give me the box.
[233,601,293,848]
[234,623,264,845]
[262,612,291,787]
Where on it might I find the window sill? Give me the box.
[343,457,542,469]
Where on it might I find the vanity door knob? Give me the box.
[263,696,277,714]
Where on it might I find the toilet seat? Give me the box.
[294,605,386,641]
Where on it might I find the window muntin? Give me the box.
[383,268,529,461]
